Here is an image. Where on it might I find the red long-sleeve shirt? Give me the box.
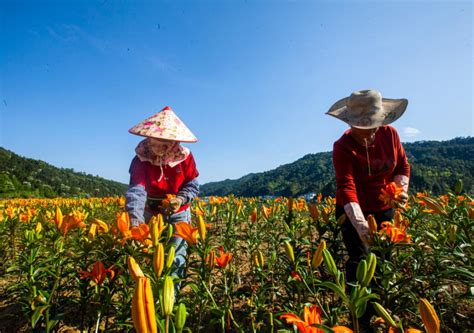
[129,153,199,212]
[333,126,410,212]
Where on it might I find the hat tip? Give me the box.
[162,106,172,111]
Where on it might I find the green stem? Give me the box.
[95,310,101,333]
[350,307,359,333]
[201,280,218,308]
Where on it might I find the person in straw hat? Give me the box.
[327,89,410,332]
[125,106,199,281]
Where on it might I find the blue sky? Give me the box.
[1,0,472,185]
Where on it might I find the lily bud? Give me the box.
[35,222,43,234]
[163,276,175,316]
[251,207,258,223]
[236,204,242,217]
[361,253,377,287]
[287,198,294,213]
[253,250,265,268]
[309,204,319,222]
[207,250,216,269]
[131,277,157,333]
[175,303,187,332]
[311,240,326,269]
[149,216,160,246]
[166,224,173,242]
[367,215,377,235]
[127,256,145,282]
[197,216,207,241]
[422,197,447,215]
[88,223,97,239]
[372,302,398,328]
[454,179,463,194]
[336,213,346,225]
[419,298,440,333]
[166,246,175,270]
[283,240,295,264]
[356,259,367,284]
[448,225,457,243]
[257,250,265,268]
[153,243,165,278]
[322,248,338,277]
[55,207,63,229]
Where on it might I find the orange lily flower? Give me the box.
[131,224,150,243]
[261,205,272,220]
[6,207,16,219]
[116,212,151,245]
[379,182,404,207]
[317,193,322,203]
[117,212,132,238]
[332,326,353,333]
[322,207,331,224]
[215,246,233,268]
[92,218,109,233]
[174,221,199,245]
[290,271,302,281]
[280,304,323,333]
[379,221,412,243]
[79,261,115,285]
[60,213,87,235]
[296,199,306,211]
[388,328,423,333]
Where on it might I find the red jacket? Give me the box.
[129,153,199,212]
[333,126,410,212]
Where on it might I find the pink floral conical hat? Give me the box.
[128,106,198,142]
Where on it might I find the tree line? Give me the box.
[200,137,474,197]
[0,147,128,198]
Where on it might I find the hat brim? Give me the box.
[128,130,199,143]
[326,97,408,129]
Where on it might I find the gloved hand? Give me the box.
[398,191,408,205]
[393,191,409,209]
[167,197,183,215]
[357,223,371,253]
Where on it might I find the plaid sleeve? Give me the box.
[177,178,200,205]
[125,184,147,227]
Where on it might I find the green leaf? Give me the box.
[31,305,47,327]
[317,281,348,303]
[354,293,379,309]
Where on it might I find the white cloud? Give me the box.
[403,127,421,138]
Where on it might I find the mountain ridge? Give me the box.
[201,137,474,197]
[0,147,128,198]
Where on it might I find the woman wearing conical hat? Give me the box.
[125,106,199,280]
[327,90,410,332]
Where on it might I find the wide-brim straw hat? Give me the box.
[129,106,198,142]
[326,90,408,129]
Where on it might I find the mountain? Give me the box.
[200,137,474,197]
[0,147,128,198]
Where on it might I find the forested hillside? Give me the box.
[0,147,127,198]
[201,137,474,197]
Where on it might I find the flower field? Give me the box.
[0,188,473,332]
